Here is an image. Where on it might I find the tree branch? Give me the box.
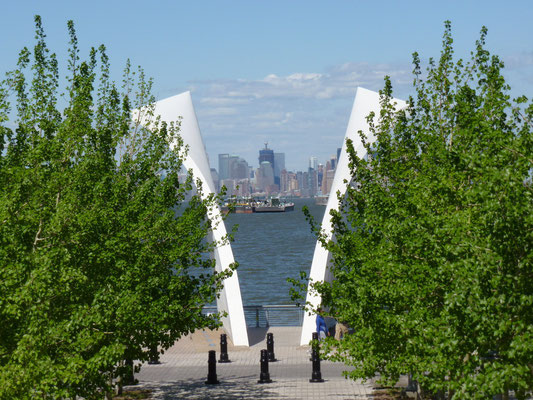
[33,218,43,251]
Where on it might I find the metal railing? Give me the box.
[202,304,304,328]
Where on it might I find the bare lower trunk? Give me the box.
[104,374,113,400]
[502,388,509,400]
[116,374,123,396]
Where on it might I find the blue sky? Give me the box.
[2,1,532,171]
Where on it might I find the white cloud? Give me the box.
[199,107,239,116]
[504,51,533,69]
[200,97,249,106]
[181,61,413,171]
[502,51,533,87]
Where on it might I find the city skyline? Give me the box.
[216,145,337,175]
[214,142,341,198]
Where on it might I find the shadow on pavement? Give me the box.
[246,327,269,346]
[136,376,294,399]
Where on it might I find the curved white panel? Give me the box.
[300,87,406,345]
[135,92,249,346]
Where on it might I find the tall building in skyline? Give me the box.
[274,152,285,186]
[330,154,337,170]
[309,156,318,171]
[280,169,288,193]
[256,161,275,193]
[317,163,324,191]
[257,143,275,193]
[258,142,274,166]
[218,153,230,180]
[321,161,331,194]
[308,156,318,198]
[217,153,251,194]
[325,169,335,194]
[308,168,318,197]
[228,155,249,180]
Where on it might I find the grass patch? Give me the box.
[113,389,153,399]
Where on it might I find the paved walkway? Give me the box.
[132,327,381,399]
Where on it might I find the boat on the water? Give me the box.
[252,197,294,213]
[221,197,254,214]
[221,197,294,213]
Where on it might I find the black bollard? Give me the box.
[406,373,418,392]
[205,350,220,384]
[148,344,160,365]
[257,349,273,383]
[309,331,319,361]
[218,333,231,363]
[266,332,277,362]
[309,332,324,383]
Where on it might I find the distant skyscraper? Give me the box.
[296,171,304,191]
[259,143,274,167]
[325,169,335,194]
[317,163,324,190]
[308,156,318,197]
[218,154,230,180]
[330,154,337,170]
[280,169,289,193]
[274,152,285,186]
[230,156,249,180]
[256,161,274,192]
[301,171,310,197]
[309,156,318,171]
[258,143,275,192]
[227,155,239,179]
[308,168,318,197]
[321,161,332,194]
[220,179,236,195]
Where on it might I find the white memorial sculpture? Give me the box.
[135,91,249,346]
[300,87,406,345]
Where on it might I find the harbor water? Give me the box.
[224,198,326,307]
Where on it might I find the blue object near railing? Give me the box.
[202,304,304,328]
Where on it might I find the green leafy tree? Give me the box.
[0,16,232,399]
[299,22,532,399]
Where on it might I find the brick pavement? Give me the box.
[132,327,377,399]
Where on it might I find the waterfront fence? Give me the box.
[202,304,304,328]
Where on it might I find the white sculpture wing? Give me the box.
[134,92,249,346]
[300,87,406,345]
